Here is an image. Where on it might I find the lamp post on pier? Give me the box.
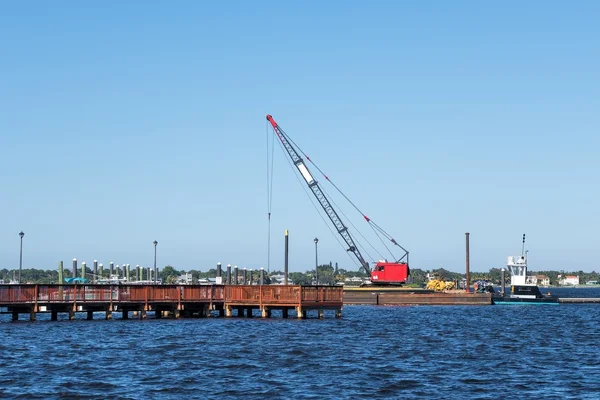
[314,237,319,286]
[18,231,25,284]
[153,240,158,284]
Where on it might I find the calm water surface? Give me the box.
[1,288,600,399]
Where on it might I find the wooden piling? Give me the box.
[81,262,87,279]
[284,230,289,285]
[465,232,470,292]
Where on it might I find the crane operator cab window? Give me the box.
[375,265,385,272]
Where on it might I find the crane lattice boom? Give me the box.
[266,114,371,275]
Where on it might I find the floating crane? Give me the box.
[266,114,410,285]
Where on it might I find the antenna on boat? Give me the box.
[521,233,526,256]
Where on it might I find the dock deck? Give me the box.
[0,284,343,321]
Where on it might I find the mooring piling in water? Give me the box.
[93,260,98,283]
[216,262,222,284]
[58,261,63,285]
[243,268,247,284]
[234,266,238,285]
[110,262,114,277]
[260,268,265,285]
[81,261,87,279]
[226,264,231,285]
[465,232,470,292]
[284,229,289,285]
[72,258,77,280]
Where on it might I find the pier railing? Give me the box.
[0,284,344,307]
[224,285,343,306]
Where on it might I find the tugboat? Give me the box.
[493,234,559,305]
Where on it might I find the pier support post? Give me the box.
[154,309,161,319]
[69,310,75,320]
[296,306,303,319]
[51,310,58,321]
[30,311,36,322]
[106,310,112,320]
[283,308,289,319]
[318,309,324,319]
[174,310,181,319]
[141,310,147,319]
[335,308,342,318]
[225,306,232,317]
[261,307,270,318]
[87,311,93,320]
[246,307,253,318]
[12,311,18,322]
[122,311,129,320]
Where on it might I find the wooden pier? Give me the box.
[0,284,343,321]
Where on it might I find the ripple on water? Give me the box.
[1,301,600,398]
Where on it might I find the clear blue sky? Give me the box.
[1,1,598,274]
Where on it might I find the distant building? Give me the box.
[177,272,193,285]
[560,275,580,285]
[343,277,364,286]
[270,274,293,285]
[535,275,550,286]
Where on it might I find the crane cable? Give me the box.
[266,120,276,273]
[319,183,383,262]
[272,129,362,270]
[280,129,404,261]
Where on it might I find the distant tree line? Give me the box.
[2,265,599,286]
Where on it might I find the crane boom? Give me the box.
[266,114,371,275]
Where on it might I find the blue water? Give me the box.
[1,288,600,399]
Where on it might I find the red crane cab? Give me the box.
[370,262,410,285]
